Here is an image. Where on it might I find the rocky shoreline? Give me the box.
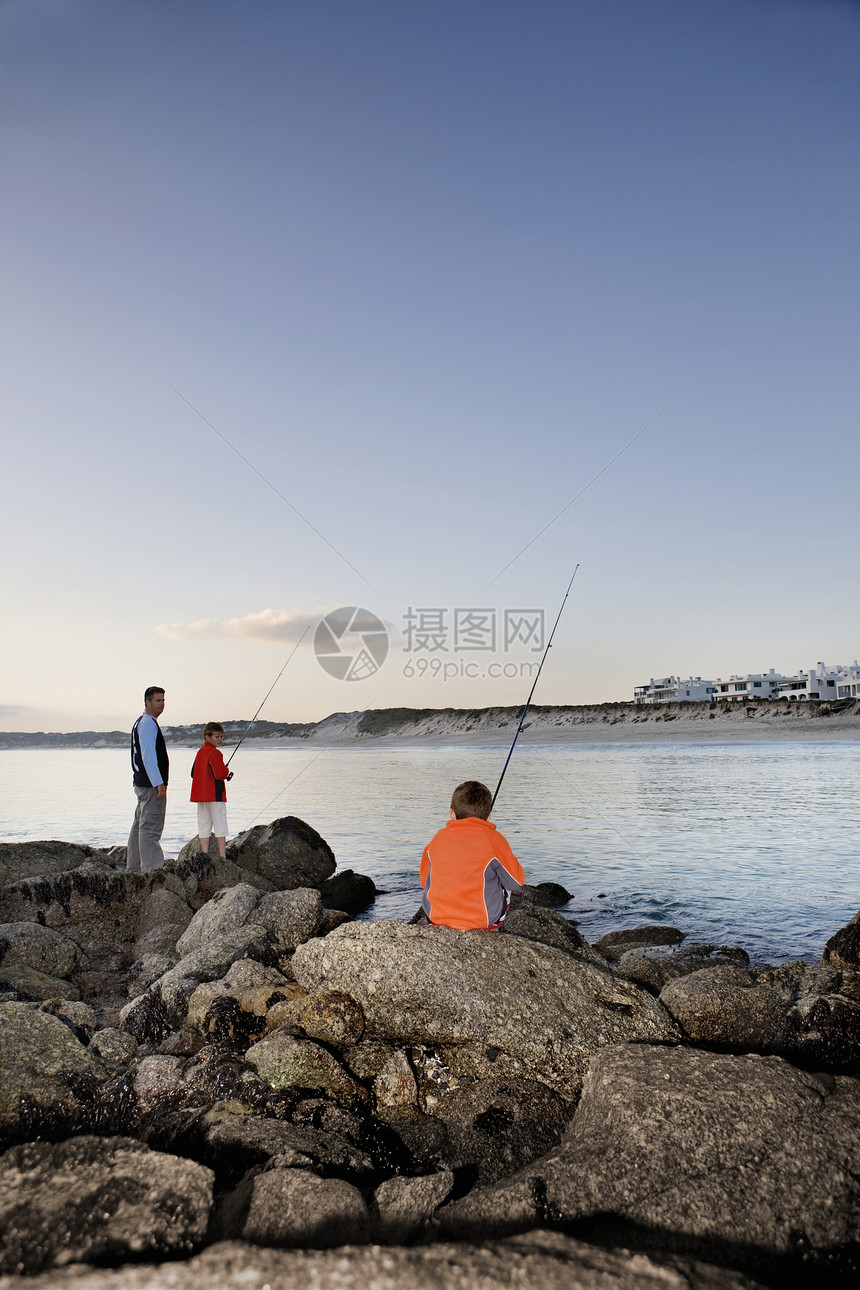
[1,825,859,1288]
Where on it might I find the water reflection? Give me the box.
[2,740,858,964]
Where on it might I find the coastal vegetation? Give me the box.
[2,698,859,750]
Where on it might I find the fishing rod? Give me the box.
[491,565,579,811]
[226,625,311,768]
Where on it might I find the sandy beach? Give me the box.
[3,700,859,752]
[238,700,860,751]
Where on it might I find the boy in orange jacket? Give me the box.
[190,722,233,859]
[420,780,524,929]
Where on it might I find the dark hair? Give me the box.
[203,722,224,738]
[450,780,492,820]
[144,686,165,703]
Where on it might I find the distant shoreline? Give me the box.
[2,699,859,750]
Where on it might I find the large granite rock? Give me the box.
[0,1003,108,1139]
[0,922,82,979]
[176,884,325,963]
[439,1044,860,1278]
[134,887,193,959]
[823,906,860,970]
[0,864,181,958]
[176,884,263,957]
[253,888,325,953]
[0,841,114,888]
[230,816,336,890]
[0,963,81,1002]
[218,1166,368,1247]
[170,847,275,908]
[291,922,679,1098]
[0,1135,213,1274]
[0,1232,768,1288]
[371,1169,454,1243]
[659,965,788,1049]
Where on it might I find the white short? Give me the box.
[197,801,228,838]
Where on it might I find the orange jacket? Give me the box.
[420,816,524,929]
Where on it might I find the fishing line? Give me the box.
[165,379,378,592]
[247,733,348,825]
[226,626,311,768]
[241,666,395,827]
[491,565,578,810]
[484,379,696,589]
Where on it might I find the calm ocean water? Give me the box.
[1,741,858,966]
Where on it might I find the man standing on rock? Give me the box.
[128,686,169,873]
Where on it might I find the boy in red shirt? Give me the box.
[420,780,524,929]
[190,722,233,859]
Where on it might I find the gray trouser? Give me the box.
[128,786,166,872]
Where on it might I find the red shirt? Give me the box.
[190,742,229,802]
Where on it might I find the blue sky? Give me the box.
[1,0,858,731]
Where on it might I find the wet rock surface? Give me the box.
[0,1134,214,1274]
[659,964,788,1049]
[319,868,378,915]
[0,1003,109,1139]
[0,840,115,888]
[0,921,82,978]
[616,942,752,993]
[519,880,573,907]
[824,908,860,970]
[1,831,860,1287]
[593,923,685,961]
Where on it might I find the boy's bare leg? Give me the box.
[199,834,210,854]
[214,836,226,859]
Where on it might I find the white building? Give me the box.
[634,660,860,705]
[837,662,860,698]
[776,661,860,701]
[711,670,784,701]
[634,677,716,704]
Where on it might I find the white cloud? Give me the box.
[156,608,325,644]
